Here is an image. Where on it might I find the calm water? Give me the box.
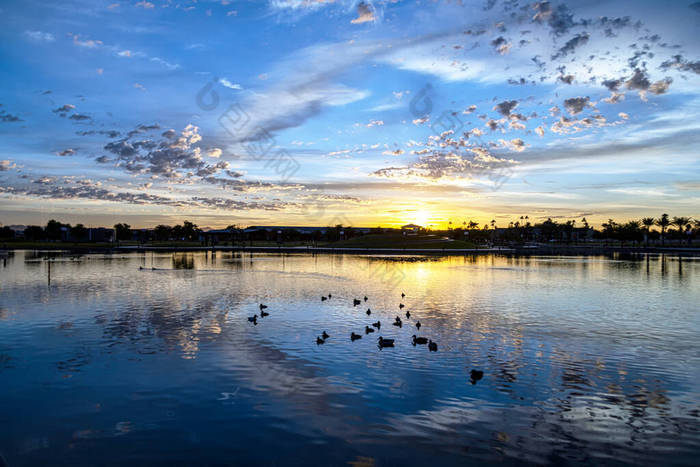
[1,251,699,466]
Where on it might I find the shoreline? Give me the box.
[3,245,700,256]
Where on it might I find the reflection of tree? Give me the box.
[172,253,194,269]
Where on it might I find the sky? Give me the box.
[0,0,699,229]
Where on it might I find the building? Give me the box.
[401,224,422,233]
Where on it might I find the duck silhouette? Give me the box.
[260,309,269,317]
[470,369,484,384]
[372,320,381,329]
[401,292,405,298]
[378,336,394,348]
[351,332,362,341]
[353,299,361,306]
[316,336,325,345]
[365,326,375,334]
[328,294,332,299]
[405,310,411,319]
[364,296,368,302]
[428,340,438,352]
[247,315,257,325]
[415,321,421,330]
[321,296,327,301]
[412,335,428,345]
[322,331,329,340]
[366,308,371,316]
[393,316,402,327]
[259,304,268,311]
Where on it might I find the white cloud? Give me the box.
[24,30,54,42]
[219,78,242,90]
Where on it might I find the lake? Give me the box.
[1,251,699,465]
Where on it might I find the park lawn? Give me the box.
[323,233,479,249]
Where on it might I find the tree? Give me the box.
[154,225,172,241]
[672,216,691,236]
[0,225,14,239]
[70,224,88,242]
[641,217,655,246]
[655,214,670,246]
[24,225,44,241]
[114,223,131,241]
[45,219,66,241]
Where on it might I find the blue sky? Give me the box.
[1,0,699,228]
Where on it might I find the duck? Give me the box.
[247,315,258,325]
[393,319,402,328]
[366,308,371,316]
[401,292,405,298]
[353,299,361,306]
[316,336,325,345]
[399,303,405,309]
[372,321,381,329]
[322,331,329,340]
[405,310,411,319]
[365,326,375,334]
[415,321,421,330]
[364,296,368,302]
[412,335,428,345]
[469,369,484,384]
[428,340,438,352]
[259,304,268,310]
[378,336,395,348]
[321,296,327,301]
[260,309,269,317]
[350,332,362,341]
[328,294,332,299]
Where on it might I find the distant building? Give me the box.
[87,228,115,243]
[401,224,422,233]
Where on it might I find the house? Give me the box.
[401,223,423,234]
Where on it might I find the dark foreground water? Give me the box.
[1,251,699,466]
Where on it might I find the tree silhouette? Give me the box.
[641,217,654,247]
[655,214,670,246]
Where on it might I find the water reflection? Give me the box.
[0,251,698,465]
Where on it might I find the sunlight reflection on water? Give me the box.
[0,250,699,465]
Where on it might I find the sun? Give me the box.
[410,210,431,227]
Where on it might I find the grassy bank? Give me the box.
[322,233,478,249]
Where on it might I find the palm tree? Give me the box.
[641,217,655,247]
[656,214,670,246]
[672,216,691,246]
[468,220,479,230]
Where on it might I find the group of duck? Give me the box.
[247,293,485,384]
[316,292,438,351]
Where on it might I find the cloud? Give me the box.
[660,55,700,75]
[552,33,589,59]
[53,104,76,114]
[72,35,103,48]
[490,36,511,55]
[493,100,518,117]
[206,148,223,158]
[563,96,590,115]
[135,1,155,8]
[0,110,22,122]
[24,30,55,42]
[0,160,16,171]
[69,113,91,121]
[367,119,384,127]
[56,149,76,156]
[350,2,376,24]
[219,78,242,90]
[382,149,404,156]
